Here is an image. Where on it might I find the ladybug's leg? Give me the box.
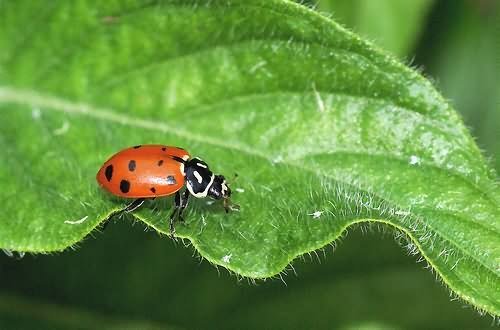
[101,198,145,230]
[124,198,146,213]
[177,189,190,222]
[169,191,182,236]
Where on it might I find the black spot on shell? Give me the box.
[128,160,136,171]
[157,160,164,166]
[161,147,166,151]
[133,145,141,149]
[104,165,113,182]
[166,175,177,185]
[120,180,130,193]
[150,187,156,193]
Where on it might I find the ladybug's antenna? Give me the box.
[170,156,186,164]
[223,173,240,213]
[224,197,240,213]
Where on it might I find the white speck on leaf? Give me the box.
[164,79,178,108]
[272,155,283,164]
[31,107,41,119]
[409,155,420,165]
[235,188,245,193]
[64,215,89,225]
[197,215,207,235]
[230,205,241,212]
[249,60,267,73]
[53,121,70,135]
[261,185,273,192]
[206,200,215,205]
[308,211,323,219]
[312,82,325,113]
[395,210,411,216]
[59,193,70,201]
[222,254,232,263]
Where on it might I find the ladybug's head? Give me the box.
[208,175,231,200]
[208,174,239,212]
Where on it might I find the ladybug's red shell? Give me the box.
[96,145,190,198]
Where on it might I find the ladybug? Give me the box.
[96,145,238,235]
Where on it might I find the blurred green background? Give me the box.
[0,1,498,329]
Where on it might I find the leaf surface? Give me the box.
[313,0,434,57]
[0,0,498,315]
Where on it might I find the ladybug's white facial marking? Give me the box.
[193,170,203,184]
[186,174,214,198]
[196,162,207,168]
[206,175,231,200]
[221,180,228,196]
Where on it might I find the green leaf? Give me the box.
[0,0,498,316]
[312,0,434,57]
[419,0,500,171]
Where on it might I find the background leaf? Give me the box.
[415,0,500,171]
[0,0,498,325]
[305,0,434,57]
[0,223,493,329]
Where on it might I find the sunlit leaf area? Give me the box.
[0,1,498,328]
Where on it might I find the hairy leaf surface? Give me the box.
[0,0,498,315]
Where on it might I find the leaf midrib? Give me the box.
[0,86,497,278]
[0,86,492,201]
